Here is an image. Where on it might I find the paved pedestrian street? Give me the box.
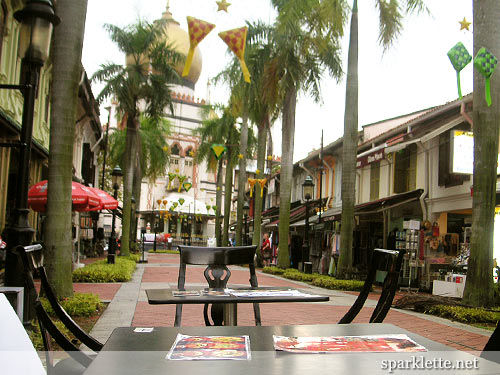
[80,253,491,353]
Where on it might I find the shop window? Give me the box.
[438,131,470,187]
[370,161,380,201]
[393,144,417,194]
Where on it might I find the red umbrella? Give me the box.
[85,186,119,211]
[28,180,100,212]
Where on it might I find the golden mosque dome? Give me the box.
[154,6,202,88]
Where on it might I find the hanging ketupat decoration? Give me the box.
[183,17,216,78]
[211,144,227,160]
[183,182,192,192]
[178,198,185,206]
[219,27,250,83]
[172,202,179,209]
[447,42,471,100]
[474,47,498,106]
[257,178,267,198]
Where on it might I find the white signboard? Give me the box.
[451,130,500,174]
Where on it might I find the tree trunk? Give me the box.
[222,144,234,246]
[131,129,142,252]
[277,85,297,268]
[215,159,223,246]
[236,112,249,246]
[252,118,268,260]
[120,115,138,256]
[462,0,500,307]
[45,0,88,298]
[337,0,358,279]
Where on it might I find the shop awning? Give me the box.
[265,206,306,228]
[318,189,424,222]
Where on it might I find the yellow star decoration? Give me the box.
[238,153,243,159]
[189,151,195,157]
[459,17,471,31]
[267,155,272,161]
[255,169,260,175]
[216,0,231,12]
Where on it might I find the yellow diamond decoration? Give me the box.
[211,144,227,160]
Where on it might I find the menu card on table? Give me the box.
[229,289,321,298]
[167,334,251,360]
[273,334,427,353]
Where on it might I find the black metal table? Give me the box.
[146,287,330,325]
[83,324,500,375]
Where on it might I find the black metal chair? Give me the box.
[338,248,405,324]
[16,244,98,374]
[481,321,500,363]
[175,245,261,327]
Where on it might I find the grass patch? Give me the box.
[263,266,366,291]
[73,256,137,282]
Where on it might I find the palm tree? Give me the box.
[92,20,182,256]
[44,0,88,298]
[193,106,228,246]
[269,0,345,268]
[213,28,276,250]
[462,0,500,307]
[107,115,171,245]
[337,0,428,279]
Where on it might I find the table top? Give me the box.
[83,324,500,375]
[146,287,330,304]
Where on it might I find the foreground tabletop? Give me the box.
[83,324,500,375]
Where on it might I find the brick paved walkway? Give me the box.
[85,252,492,352]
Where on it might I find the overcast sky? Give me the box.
[82,0,473,162]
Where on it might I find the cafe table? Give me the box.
[146,286,330,326]
[83,323,500,375]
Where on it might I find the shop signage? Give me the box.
[451,130,500,174]
[356,149,385,169]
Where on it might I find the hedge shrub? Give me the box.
[147,249,180,254]
[312,276,365,291]
[73,256,136,282]
[41,292,103,317]
[263,267,367,291]
[425,305,500,325]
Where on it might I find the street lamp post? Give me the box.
[1,0,60,321]
[108,166,122,264]
[302,176,314,273]
[139,216,147,264]
[243,201,250,246]
[153,200,157,252]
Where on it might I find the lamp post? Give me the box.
[243,201,250,246]
[302,175,314,272]
[100,106,112,190]
[108,166,122,264]
[2,0,60,320]
[139,216,147,263]
[153,199,157,252]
